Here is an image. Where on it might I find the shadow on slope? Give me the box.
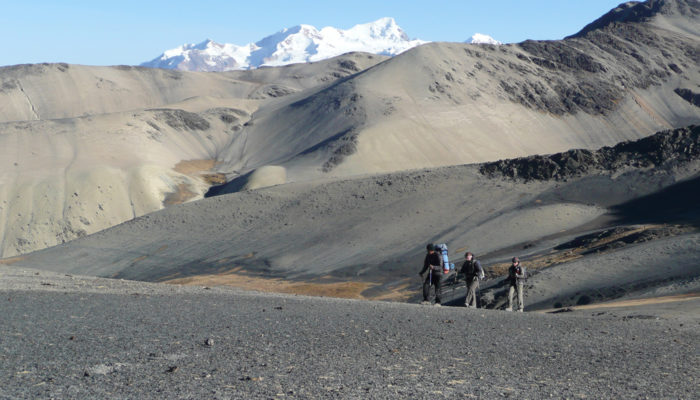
[610,174,700,227]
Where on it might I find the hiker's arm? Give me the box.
[419,255,429,275]
[476,261,485,279]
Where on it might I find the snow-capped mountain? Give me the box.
[141,18,427,72]
[465,33,502,45]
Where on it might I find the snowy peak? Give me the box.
[348,17,409,41]
[465,33,502,45]
[141,18,427,71]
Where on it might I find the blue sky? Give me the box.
[1,0,624,67]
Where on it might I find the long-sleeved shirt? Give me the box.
[419,252,444,275]
[460,259,484,279]
[508,263,527,284]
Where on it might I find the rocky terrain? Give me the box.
[0,266,698,399]
[479,125,699,181]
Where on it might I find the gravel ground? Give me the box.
[1,267,698,399]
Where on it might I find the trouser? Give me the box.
[423,271,443,304]
[465,277,479,307]
[508,282,524,311]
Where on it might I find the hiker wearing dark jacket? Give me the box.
[419,244,444,305]
[460,252,484,308]
[506,257,527,312]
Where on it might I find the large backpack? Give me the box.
[462,260,477,277]
[435,243,454,273]
[516,265,528,280]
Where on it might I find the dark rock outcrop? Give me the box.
[149,109,211,131]
[479,125,700,181]
[569,0,700,38]
[675,88,700,106]
[497,0,700,115]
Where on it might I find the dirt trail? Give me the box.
[540,292,700,313]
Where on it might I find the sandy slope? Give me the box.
[4,125,697,319]
[0,0,698,264]
[9,144,700,284]
[0,54,386,257]
[0,53,387,123]
[215,3,700,182]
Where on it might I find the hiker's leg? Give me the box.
[468,279,479,307]
[517,283,524,311]
[507,285,515,311]
[464,281,472,307]
[465,278,474,306]
[434,273,443,304]
[423,276,431,301]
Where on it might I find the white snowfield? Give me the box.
[141,18,498,72]
[465,33,502,45]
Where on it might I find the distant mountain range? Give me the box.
[140,18,500,71]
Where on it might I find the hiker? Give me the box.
[419,244,444,305]
[460,252,484,308]
[506,257,527,312]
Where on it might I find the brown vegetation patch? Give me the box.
[174,159,217,175]
[201,173,227,185]
[174,159,228,186]
[165,272,386,300]
[0,256,24,265]
[163,184,197,206]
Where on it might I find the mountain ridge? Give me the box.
[569,0,699,37]
[141,18,500,72]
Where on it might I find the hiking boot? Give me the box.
[433,303,442,307]
[518,309,524,313]
[421,300,431,305]
[505,308,513,312]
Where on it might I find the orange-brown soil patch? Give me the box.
[173,159,217,175]
[165,272,377,299]
[173,159,227,185]
[165,272,415,301]
[0,256,24,265]
[201,173,227,185]
[163,183,198,206]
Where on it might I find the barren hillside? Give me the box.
[0,0,698,260]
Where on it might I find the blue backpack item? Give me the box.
[435,243,454,273]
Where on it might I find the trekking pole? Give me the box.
[452,271,459,296]
[429,268,432,302]
[476,280,480,308]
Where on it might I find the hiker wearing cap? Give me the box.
[460,252,484,308]
[419,244,444,305]
[506,257,527,312]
